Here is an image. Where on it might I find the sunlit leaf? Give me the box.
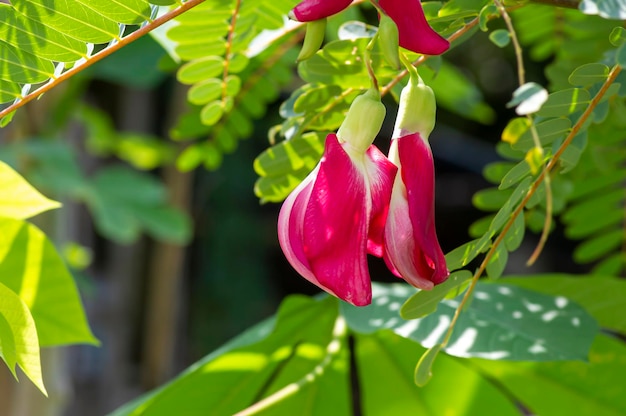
[0,161,60,220]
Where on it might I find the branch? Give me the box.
[0,0,207,120]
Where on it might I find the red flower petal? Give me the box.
[291,0,353,22]
[378,0,449,55]
[384,133,449,288]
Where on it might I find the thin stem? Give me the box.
[234,316,347,416]
[222,0,242,104]
[440,64,622,347]
[0,0,207,120]
[495,0,553,264]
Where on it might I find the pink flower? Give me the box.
[278,91,397,306]
[383,73,449,289]
[378,0,449,56]
[290,0,449,55]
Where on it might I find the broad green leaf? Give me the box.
[616,41,626,67]
[0,161,60,219]
[0,4,86,62]
[110,295,349,416]
[200,101,225,126]
[483,161,515,184]
[12,0,120,44]
[342,282,599,361]
[0,282,45,395]
[472,334,626,416]
[569,63,610,86]
[502,274,626,333]
[536,88,591,117]
[76,0,151,25]
[0,82,22,104]
[401,271,472,319]
[356,331,521,416]
[558,130,587,172]
[0,40,54,83]
[0,218,97,347]
[489,29,511,47]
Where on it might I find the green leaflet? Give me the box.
[0,218,98,347]
[12,0,120,44]
[0,161,60,219]
[0,282,45,395]
[0,4,86,62]
[109,295,350,416]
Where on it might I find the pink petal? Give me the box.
[378,0,449,55]
[384,133,449,288]
[291,0,353,22]
[364,145,398,258]
[279,134,373,306]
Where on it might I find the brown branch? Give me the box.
[0,0,207,120]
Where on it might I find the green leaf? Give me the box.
[486,244,508,279]
[344,282,598,361]
[355,331,522,416]
[445,240,482,271]
[0,218,97,347]
[12,0,120,44]
[502,274,626,333]
[110,295,350,416]
[616,41,626,67]
[401,271,473,319]
[504,213,525,251]
[537,88,591,117]
[489,29,511,47]
[414,344,442,387]
[574,229,623,263]
[511,117,571,151]
[0,161,60,219]
[0,282,46,395]
[472,334,626,416]
[178,56,225,85]
[609,26,626,46]
[254,133,325,203]
[0,40,54,84]
[569,63,610,86]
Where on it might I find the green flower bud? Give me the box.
[297,19,326,62]
[378,14,400,69]
[394,74,436,139]
[337,89,386,153]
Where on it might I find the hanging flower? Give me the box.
[378,0,449,55]
[289,0,449,56]
[384,71,449,289]
[278,90,397,306]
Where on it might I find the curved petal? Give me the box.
[291,0,353,22]
[279,134,374,306]
[384,134,449,288]
[378,0,449,55]
[364,145,397,257]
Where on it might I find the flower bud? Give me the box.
[378,14,400,69]
[297,19,327,62]
[394,75,436,139]
[337,89,386,153]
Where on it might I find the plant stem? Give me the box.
[234,316,347,416]
[440,64,622,348]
